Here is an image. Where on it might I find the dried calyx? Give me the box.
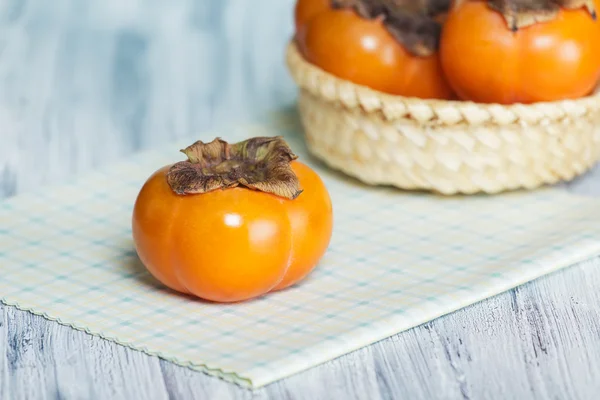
[167,137,303,200]
[483,0,596,31]
[331,0,451,56]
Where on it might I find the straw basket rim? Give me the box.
[285,40,600,127]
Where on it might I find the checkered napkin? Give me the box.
[2,112,600,388]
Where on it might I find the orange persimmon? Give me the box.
[295,0,453,99]
[132,137,333,303]
[440,0,600,104]
[295,0,330,35]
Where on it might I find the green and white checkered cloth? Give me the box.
[2,112,600,388]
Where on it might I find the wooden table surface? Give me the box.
[2,1,600,399]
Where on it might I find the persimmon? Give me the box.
[295,0,330,35]
[295,0,454,99]
[440,0,600,104]
[132,137,333,303]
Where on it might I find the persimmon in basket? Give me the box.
[294,0,454,99]
[440,0,600,104]
[294,0,600,105]
[132,137,333,303]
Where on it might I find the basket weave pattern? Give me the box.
[286,41,600,194]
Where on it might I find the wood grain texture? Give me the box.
[2,0,600,399]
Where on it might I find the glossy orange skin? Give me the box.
[294,0,329,35]
[132,161,333,303]
[296,7,453,99]
[440,1,600,104]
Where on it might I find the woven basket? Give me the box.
[285,41,600,194]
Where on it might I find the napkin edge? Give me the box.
[0,297,256,389]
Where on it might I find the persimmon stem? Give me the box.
[167,137,303,200]
[487,0,596,30]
